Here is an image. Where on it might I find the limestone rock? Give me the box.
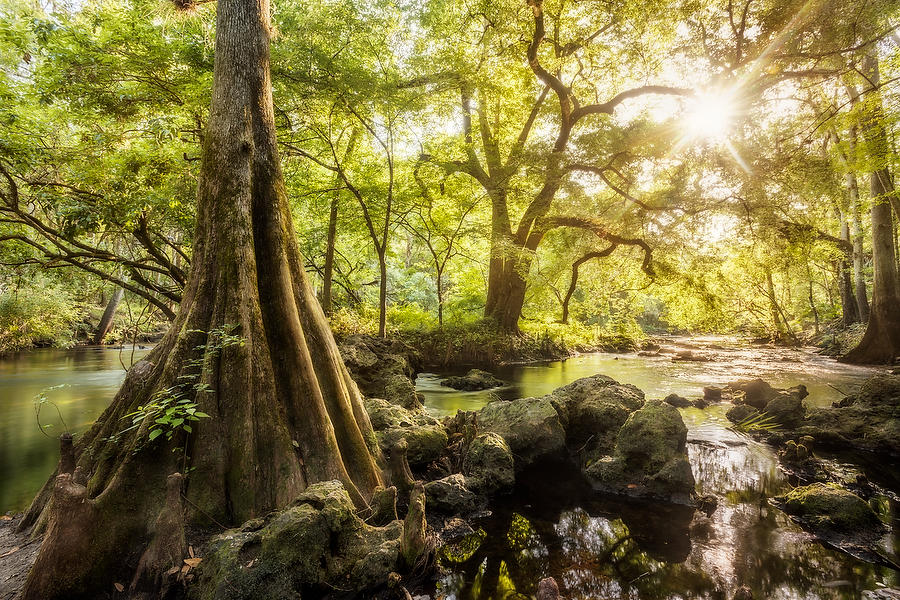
[193,481,403,600]
[423,474,484,514]
[441,369,504,391]
[365,398,448,467]
[462,432,515,493]
[479,396,566,467]
[585,400,695,504]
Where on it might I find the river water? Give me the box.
[0,346,150,512]
[416,338,899,600]
[0,338,897,599]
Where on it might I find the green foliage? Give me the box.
[34,384,70,437]
[730,412,781,434]
[2,0,899,347]
[118,325,242,446]
[0,275,81,353]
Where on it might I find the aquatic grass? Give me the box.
[730,411,781,434]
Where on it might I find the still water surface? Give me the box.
[0,339,896,599]
[0,346,150,512]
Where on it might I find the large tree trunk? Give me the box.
[92,286,124,345]
[485,255,529,333]
[843,177,900,363]
[20,1,382,597]
[843,55,900,364]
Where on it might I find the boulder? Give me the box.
[479,396,566,467]
[476,375,694,505]
[663,393,692,408]
[339,334,422,409]
[725,404,759,424]
[585,400,695,504]
[441,369,504,391]
[550,375,645,457]
[726,379,777,410]
[423,474,484,514]
[193,481,403,600]
[795,374,900,457]
[776,483,883,534]
[702,386,722,402]
[462,433,515,493]
[365,398,448,467]
[763,392,805,427]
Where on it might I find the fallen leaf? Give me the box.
[0,546,20,558]
[0,515,12,521]
[165,566,181,576]
[181,564,191,575]
[114,582,125,592]
[184,557,202,568]
[189,545,195,559]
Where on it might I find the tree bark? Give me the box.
[378,252,388,337]
[837,218,860,325]
[92,286,124,345]
[20,1,382,597]
[843,54,900,363]
[843,178,900,363]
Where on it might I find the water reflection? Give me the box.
[0,347,150,512]
[418,339,878,418]
[426,340,896,599]
[437,450,898,600]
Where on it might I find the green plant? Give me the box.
[730,411,781,433]
[119,325,243,445]
[34,384,70,438]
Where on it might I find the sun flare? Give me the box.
[684,92,736,140]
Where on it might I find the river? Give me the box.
[0,338,896,599]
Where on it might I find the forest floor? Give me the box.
[0,516,39,600]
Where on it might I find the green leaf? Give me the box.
[148,429,163,441]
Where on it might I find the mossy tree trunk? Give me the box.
[20,1,382,597]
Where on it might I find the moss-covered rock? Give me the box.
[550,375,645,458]
[725,379,778,410]
[474,375,694,505]
[365,398,448,467]
[479,396,566,467]
[423,474,484,514]
[441,369,504,391]
[664,394,692,408]
[793,374,900,457]
[585,400,695,504]
[339,334,422,409]
[192,481,403,600]
[462,432,515,493]
[763,392,805,427]
[776,483,883,533]
[726,404,759,424]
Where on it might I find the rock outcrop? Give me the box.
[338,334,423,410]
[477,375,695,504]
[365,398,448,468]
[724,379,808,427]
[441,369,504,391]
[193,481,413,600]
[798,374,900,457]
